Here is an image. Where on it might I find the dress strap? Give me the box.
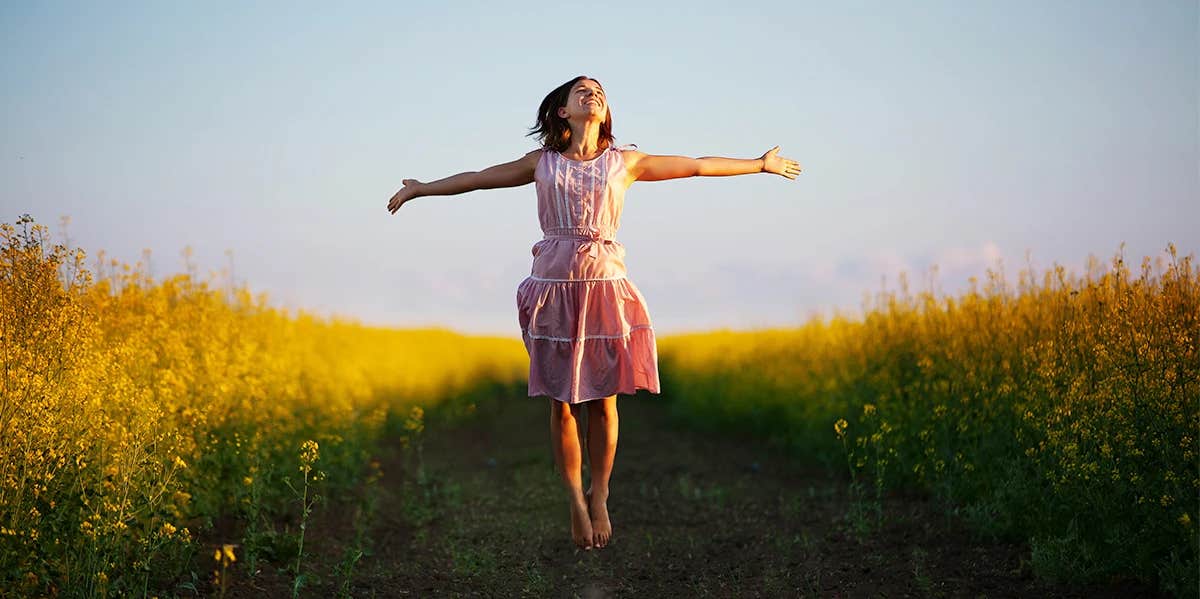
[614,143,638,151]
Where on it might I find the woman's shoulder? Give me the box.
[523,147,548,165]
[612,143,640,165]
[614,143,643,160]
[613,144,644,171]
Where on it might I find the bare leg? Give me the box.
[585,394,618,548]
[549,399,592,550]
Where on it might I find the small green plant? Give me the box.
[282,439,323,598]
[212,544,237,599]
[521,559,549,595]
[910,546,932,594]
[836,416,880,538]
[336,458,383,598]
[401,406,427,485]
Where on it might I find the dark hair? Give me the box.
[527,75,615,152]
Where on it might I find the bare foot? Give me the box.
[586,488,612,548]
[570,497,593,550]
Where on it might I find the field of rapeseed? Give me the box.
[659,245,1198,595]
[0,215,526,596]
[7,209,1196,596]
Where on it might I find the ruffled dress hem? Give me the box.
[518,277,660,404]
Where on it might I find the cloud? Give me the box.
[937,241,1003,271]
[636,241,1022,332]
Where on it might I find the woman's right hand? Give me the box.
[387,179,423,214]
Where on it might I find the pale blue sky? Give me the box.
[2,1,1196,335]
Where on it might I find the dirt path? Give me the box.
[226,391,1161,598]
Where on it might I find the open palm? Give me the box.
[761,146,802,180]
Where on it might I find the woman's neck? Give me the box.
[564,121,604,158]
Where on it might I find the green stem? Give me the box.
[292,469,309,598]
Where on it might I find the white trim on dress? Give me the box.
[526,275,627,283]
[523,324,653,342]
[553,154,567,229]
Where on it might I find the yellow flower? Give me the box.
[172,455,188,469]
[222,544,236,563]
[404,406,425,434]
[1179,513,1192,528]
[242,476,253,486]
[300,440,319,463]
[834,418,848,438]
[862,404,876,417]
[160,522,177,536]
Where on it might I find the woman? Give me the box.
[387,75,801,550]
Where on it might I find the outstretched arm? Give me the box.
[624,146,801,183]
[387,149,541,214]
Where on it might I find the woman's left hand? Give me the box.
[761,146,802,179]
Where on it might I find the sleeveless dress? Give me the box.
[516,144,661,404]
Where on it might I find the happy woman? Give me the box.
[387,75,801,550]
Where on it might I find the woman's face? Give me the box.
[557,79,607,122]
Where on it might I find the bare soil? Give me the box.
[202,391,1162,598]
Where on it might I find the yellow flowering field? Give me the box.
[659,245,1198,594]
[0,215,526,596]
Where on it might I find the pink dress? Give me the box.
[516,144,661,404]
